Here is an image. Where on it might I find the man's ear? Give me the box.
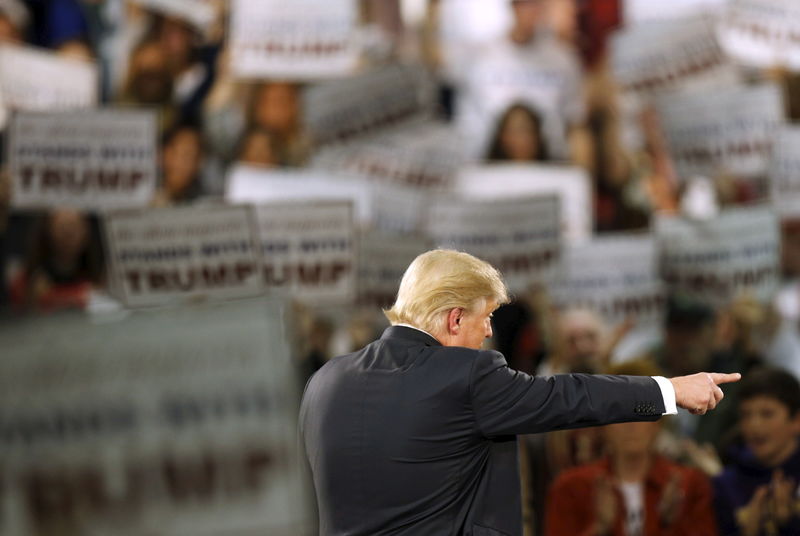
[446,307,463,335]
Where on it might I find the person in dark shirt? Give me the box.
[714,367,800,536]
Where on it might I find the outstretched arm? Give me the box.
[670,372,741,415]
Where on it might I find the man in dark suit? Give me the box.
[300,249,740,536]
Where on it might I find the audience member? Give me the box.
[8,209,103,312]
[456,0,588,164]
[547,360,719,536]
[154,121,205,206]
[236,126,280,168]
[248,81,308,166]
[714,367,800,536]
[487,103,550,162]
[0,0,28,43]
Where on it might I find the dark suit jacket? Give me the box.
[299,326,666,536]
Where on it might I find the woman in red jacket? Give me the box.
[545,360,718,536]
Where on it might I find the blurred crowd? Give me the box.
[2,0,800,535]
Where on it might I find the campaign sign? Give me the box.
[719,0,800,70]
[254,200,356,304]
[426,194,561,292]
[611,16,733,95]
[455,163,592,244]
[229,0,360,80]
[312,121,472,192]
[226,165,428,234]
[9,109,157,210]
[624,0,729,23]
[655,205,781,308]
[303,65,432,146]
[357,230,431,308]
[656,83,784,181]
[0,44,97,126]
[0,297,313,536]
[104,205,264,308]
[770,126,800,218]
[550,234,665,327]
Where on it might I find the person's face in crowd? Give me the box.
[545,0,577,43]
[48,209,89,264]
[664,323,715,375]
[239,130,278,167]
[558,312,602,371]
[254,83,299,136]
[130,42,173,104]
[449,298,498,350]
[740,396,800,467]
[0,14,21,43]
[159,17,195,74]
[162,127,202,198]
[499,108,542,161]
[511,0,542,44]
[604,420,661,457]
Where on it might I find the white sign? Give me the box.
[656,205,781,308]
[229,0,360,80]
[0,298,312,536]
[624,0,729,23]
[226,165,427,233]
[357,230,431,307]
[455,39,585,158]
[132,0,217,31]
[9,110,157,210]
[611,16,735,95]
[770,126,800,218]
[455,164,592,244]
[656,83,784,181]
[550,234,665,327]
[719,0,800,70]
[303,65,432,146]
[0,44,97,127]
[105,205,264,308]
[255,200,356,304]
[313,121,472,191]
[426,195,561,292]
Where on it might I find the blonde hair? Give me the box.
[384,249,509,335]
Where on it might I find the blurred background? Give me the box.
[2,0,800,534]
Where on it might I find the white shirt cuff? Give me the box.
[652,376,677,415]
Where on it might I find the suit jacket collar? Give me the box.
[380,325,442,347]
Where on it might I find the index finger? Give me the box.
[709,372,742,385]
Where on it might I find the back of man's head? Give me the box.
[384,249,509,336]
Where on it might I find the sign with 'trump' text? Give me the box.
[611,16,734,96]
[550,234,665,328]
[426,194,561,293]
[105,205,264,308]
[656,83,784,182]
[357,230,431,308]
[304,65,431,146]
[0,44,97,127]
[719,0,800,70]
[254,200,355,304]
[0,298,312,535]
[229,0,360,80]
[9,110,157,210]
[655,206,781,308]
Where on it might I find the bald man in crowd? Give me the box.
[299,249,740,536]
